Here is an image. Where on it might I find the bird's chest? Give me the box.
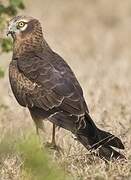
[9,60,37,107]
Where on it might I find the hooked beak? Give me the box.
[6,31,11,36]
[6,24,15,37]
[6,29,15,39]
[6,27,12,36]
[6,26,11,36]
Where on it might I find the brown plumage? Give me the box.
[7,16,125,161]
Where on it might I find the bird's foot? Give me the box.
[44,142,63,153]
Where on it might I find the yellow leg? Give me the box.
[44,123,63,153]
[51,124,56,145]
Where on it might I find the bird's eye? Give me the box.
[17,21,26,28]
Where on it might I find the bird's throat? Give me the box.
[13,36,44,58]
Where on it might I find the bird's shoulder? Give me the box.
[17,50,84,96]
[13,50,89,113]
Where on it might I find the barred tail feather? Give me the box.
[77,113,125,161]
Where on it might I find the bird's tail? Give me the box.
[76,113,125,161]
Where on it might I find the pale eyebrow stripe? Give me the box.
[18,19,28,23]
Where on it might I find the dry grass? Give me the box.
[0,0,131,179]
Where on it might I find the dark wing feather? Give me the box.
[12,51,88,120]
[9,50,125,160]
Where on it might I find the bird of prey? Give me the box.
[7,15,125,161]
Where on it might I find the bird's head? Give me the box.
[7,16,45,56]
[7,15,43,41]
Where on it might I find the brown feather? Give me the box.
[8,16,125,161]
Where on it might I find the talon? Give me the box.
[44,142,63,153]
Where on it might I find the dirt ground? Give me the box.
[0,0,131,179]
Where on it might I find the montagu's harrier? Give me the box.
[7,16,125,160]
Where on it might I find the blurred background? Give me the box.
[0,0,131,179]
